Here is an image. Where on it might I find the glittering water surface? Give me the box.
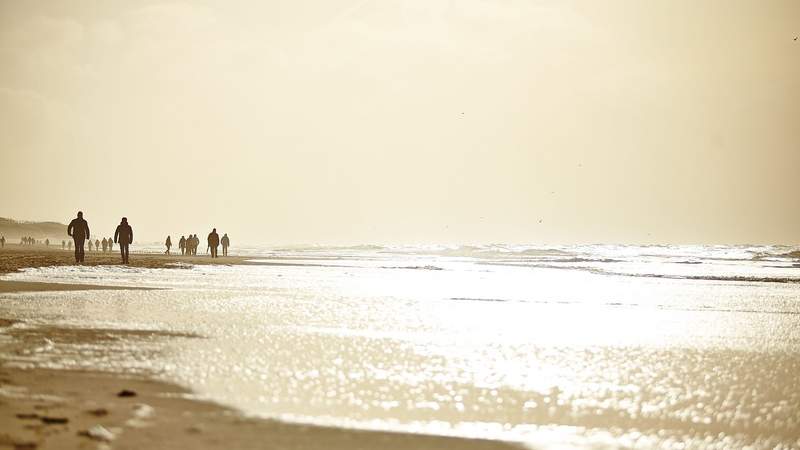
[1,245,799,449]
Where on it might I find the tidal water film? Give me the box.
[1,244,798,449]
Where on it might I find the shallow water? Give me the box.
[1,245,799,449]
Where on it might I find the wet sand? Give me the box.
[0,248,521,450]
[0,246,246,292]
[0,245,248,274]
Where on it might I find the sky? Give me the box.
[1,0,798,245]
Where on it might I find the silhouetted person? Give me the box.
[67,211,90,264]
[68,240,72,251]
[221,233,230,256]
[179,235,186,255]
[107,237,113,252]
[101,238,108,252]
[207,229,220,258]
[62,240,66,250]
[45,238,50,246]
[165,236,172,255]
[95,239,100,252]
[88,240,93,251]
[114,217,133,264]
[0,235,5,248]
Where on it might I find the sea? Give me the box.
[1,244,799,449]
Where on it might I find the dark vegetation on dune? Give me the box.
[0,217,67,240]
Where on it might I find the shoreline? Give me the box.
[0,248,522,449]
[0,246,248,293]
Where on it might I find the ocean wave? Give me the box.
[629,273,800,284]
[481,261,800,284]
[448,297,800,314]
[379,265,444,271]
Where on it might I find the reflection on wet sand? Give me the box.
[1,245,799,449]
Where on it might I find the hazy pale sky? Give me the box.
[1,0,798,244]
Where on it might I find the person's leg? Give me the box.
[119,243,125,263]
[125,244,130,264]
[73,239,80,263]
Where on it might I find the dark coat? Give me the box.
[114,223,133,245]
[207,232,220,247]
[67,218,90,240]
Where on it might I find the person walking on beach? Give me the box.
[221,233,230,256]
[114,217,133,264]
[45,238,50,246]
[67,211,90,264]
[179,235,186,255]
[101,238,107,252]
[68,240,72,251]
[165,236,172,255]
[88,240,93,252]
[207,229,220,258]
[189,234,196,255]
[0,235,4,248]
[61,240,65,250]
[95,239,100,252]
[107,237,113,252]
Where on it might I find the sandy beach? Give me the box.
[2,244,799,449]
[0,245,248,275]
[0,247,521,450]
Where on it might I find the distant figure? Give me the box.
[101,237,108,252]
[114,217,133,264]
[67,211,90,264]
[193,234,199,255]
[207,228,220,258]
[88,240,93,251]
[0,235,5,248]
[179,235,186,255]
[165,236,172,255]
[221,233,230,256]
[189,234,196,256]
[95,239,100,252]
[68,240,73,250]
[62,240,66,250]
[107,237,113,252]
[45,238,50,246]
